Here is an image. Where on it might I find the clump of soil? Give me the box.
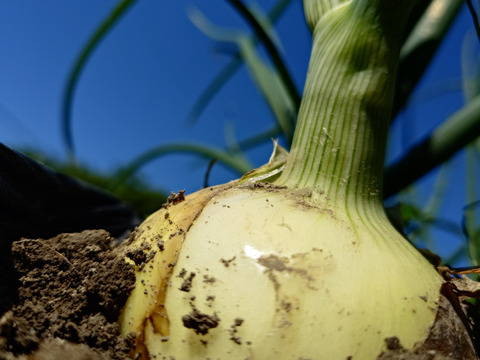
[181,305,220,335]
[0,230,136,360]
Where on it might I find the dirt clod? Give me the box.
[229,318,244,345]
[181,305,220,335]
[0,230,136,360]
[164,190,186,207]
[179,272,196,292]
[220,256,236,267]
[125,240,155,271]
[157,239,165,251]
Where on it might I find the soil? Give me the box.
[0,230,136,360]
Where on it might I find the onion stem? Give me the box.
[276,1,416,212]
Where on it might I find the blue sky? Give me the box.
[0,1,477,262]
[0,1,310,192]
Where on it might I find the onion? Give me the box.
[118,1,473,359]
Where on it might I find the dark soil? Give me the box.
[0,230,136,360]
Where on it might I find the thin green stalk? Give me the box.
[384,94,480,197]
[466,0,480,42]
[394,0,464,117]
[406,161,456,252]
[238,125,283,149]
[187,0,294,125]
[423,160,454,216]
[115,142,252,187]
[186,55,242,125]
[62,0,138,162]
[403,0,432,40]
[225,0,301,111]
[190,8,296,142]
[466,145,480,264]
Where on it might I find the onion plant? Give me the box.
[114,0,479,358]
[2,0,480,358]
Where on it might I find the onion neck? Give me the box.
[276,0,415,214]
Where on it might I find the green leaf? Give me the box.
[226,0,301,115]
[186,0,295,126]
[238,124,283,149]
[394,0,464,116]
[61,0,138,162]
[385,94,480,197]
[465,141,480,264]
[116,142,253,186]
[461,29,480,102]
[189,7,297,143]
[464,200,480,265]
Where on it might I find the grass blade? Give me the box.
[465,146,480,264]
[226,0,300,113]
[190,8,297,143]
[62,0,138,162]
[466,0,480,42]
[394,0,464,117]
[186,0,294,125]
[116,142,253,186]
[385,94,480,197]
[236,36,296,142]
[186,55,243,125]
[403,0,432,41]
[238,124,283,149]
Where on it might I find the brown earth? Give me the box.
[0,230,135,360]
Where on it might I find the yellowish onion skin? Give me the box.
[120,183,443,360]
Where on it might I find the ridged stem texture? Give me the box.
[277,0,415,214]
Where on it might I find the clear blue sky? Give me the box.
[0,1,476,262]
[0,1,311,192]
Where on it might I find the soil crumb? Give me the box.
[179,272,196,292]
[125,242,155,272]
[229,318,244,345]
[164,190,185,207]
[0,230,136,360]
[220,256,236,268]
[181,305,220,335]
